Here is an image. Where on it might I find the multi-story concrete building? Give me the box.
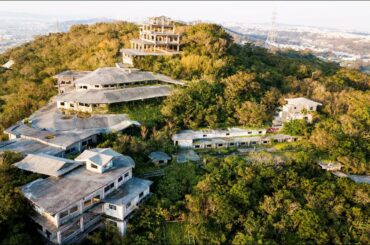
[121,16,181,66]
[16,148,152,244]
[55,66,184,113]
[273,97,322,126]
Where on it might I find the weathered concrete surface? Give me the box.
[29,100,130,132]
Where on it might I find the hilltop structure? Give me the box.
[172,127,296,149]
[54,70,91,94]
[121,16,181,66]
[16,148,152,244]
[273,97,322,126]
[55,66,184,113]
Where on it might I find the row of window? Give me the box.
[59,80,72,85]
[83,194,100,208]
[201,131,263,138]
[59,172,132,221]
[194,138,295,148]
[107,191,145,211]
[118,172,130,183]
[60,205,79,219]
[77,80,162,90]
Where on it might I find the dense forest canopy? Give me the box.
[0,20,369,245]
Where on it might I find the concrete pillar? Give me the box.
[80,217,84,231]
[55,213,60,227]
[57,231,62,244]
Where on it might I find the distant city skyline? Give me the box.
[1,1,370,32]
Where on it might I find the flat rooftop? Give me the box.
[0,139,64,156]
[54,70,91,78]
[285,97,322,106]
[14,154,82,177]
[21,161,133,215]
[5,123,103,149]
[104,177,152,205]
[29,101,134,132]
[57,85,173,104]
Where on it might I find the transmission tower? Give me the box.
[54,18,60,33]
[265,7,278,50]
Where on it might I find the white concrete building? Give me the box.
[273,97,322,126]
[55,67,184,113]
[319,162,342,171]
[2,115,140,157]
[17,149,152,244]
[172,128,296,149]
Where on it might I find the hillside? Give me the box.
[0,21,138,131]
[0,21,369,245]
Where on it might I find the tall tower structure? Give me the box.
[265,8,278,50]
[121,16,181,67]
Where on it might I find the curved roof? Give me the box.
[57,85,172,104]
[14,154,81,177]
[148,151,171,161]
[73,67,184,86]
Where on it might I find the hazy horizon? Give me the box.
[1,1,370,32]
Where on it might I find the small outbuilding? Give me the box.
[319,162,342,172]
[176,149,201,164]
[148,151,171,165]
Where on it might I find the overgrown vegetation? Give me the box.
[0,152,43,245]
[0,20,369,245]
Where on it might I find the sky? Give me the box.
[1,1,370,32]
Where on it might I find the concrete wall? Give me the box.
[103,186,150,221]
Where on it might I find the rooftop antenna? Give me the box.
[265,7,278,51]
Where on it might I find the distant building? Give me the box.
[148,151,171,165]
[55,67,184,113]
[2,59,14,69]
[319,162,342,171]
[273,97,322,126]
[172,127,297,149]
[17,148,152,244]
[175,149,201,163]
[121,16,181,66]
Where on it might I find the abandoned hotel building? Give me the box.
[121,16,181,66]
[0,15,324,245]
[173,128,297,149]
[273,97,322,126]
[15,148,152,244]
[55,67,184,113]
